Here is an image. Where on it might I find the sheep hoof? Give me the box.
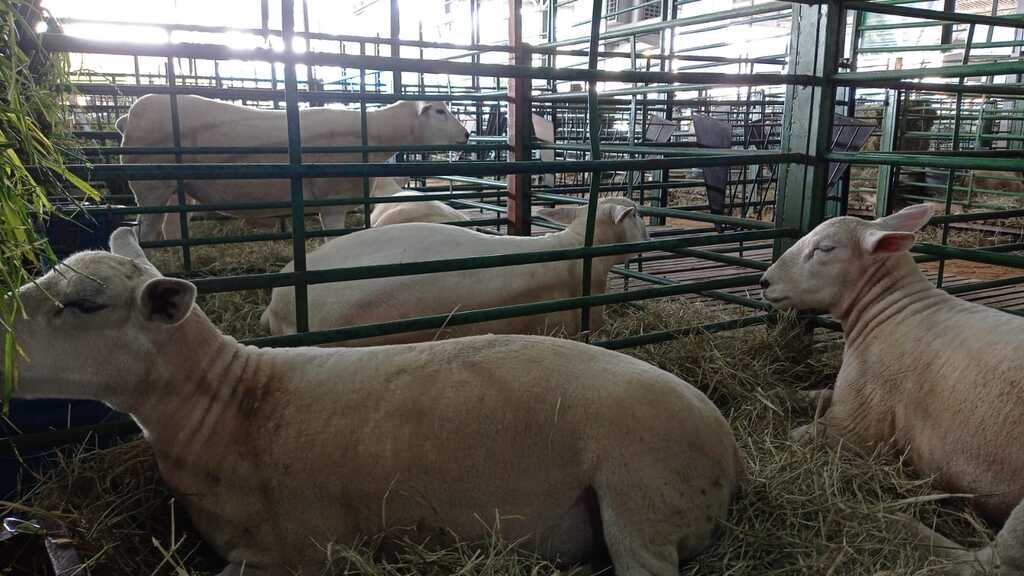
[216,562,270,576]
[789,422,821,443]
[795,389,833,415]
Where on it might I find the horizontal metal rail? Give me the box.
[72,82,512,102]
[842,1,1024,29]
[828,151,1024,171]
[912,243,1024,270]
[186,228,795,293]
[834,61,1024,83]
[85,143,511,156]
[241,272,766,347]
[530,192,776,229]
[46,153,813,181]
[42,34,821,87]
[535,2,793,49]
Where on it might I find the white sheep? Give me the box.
[368,178,471,227]
[760,204,1024,573]
[260,197,648,344]
[118,95,469,241]
[7,227,743,576]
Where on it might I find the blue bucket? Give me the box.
[1,207,134,498]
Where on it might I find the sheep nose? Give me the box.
[759,276,770,290]
[463,130,470,140]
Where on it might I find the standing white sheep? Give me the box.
[760,204,1024,573]
[118,95,469,241]
[260,197,648,344]
[6,227,744,576]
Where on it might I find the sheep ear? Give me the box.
[877,204,933,233]
[110,227,148,262]
[613,205,636,224]
[417,102,433,116]
[862,229,916,256]
[138,277,196,325]
[535,206,580,225]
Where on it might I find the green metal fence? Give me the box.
[5,0,1024,455]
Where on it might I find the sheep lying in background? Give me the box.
[368,177,470,227]
[117,95,469,241]
[260,197,648,344]
[760,204,1024,573]
[7,227,743,576]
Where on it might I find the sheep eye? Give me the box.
[816,245,835,254]
[62,299,109,314]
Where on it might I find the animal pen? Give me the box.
[3,0,1024,531]
[3,0,1023,451]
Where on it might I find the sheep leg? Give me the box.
[795,389,833,416]
[131,181,174,242]
[887,513,987,576]
[596,479,714,576]
[319,206,353,231]
[789,419,830,444]
[215,561,272,576]
[161,194,194,241]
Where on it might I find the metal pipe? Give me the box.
[41,34,822,87]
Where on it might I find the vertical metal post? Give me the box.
[360,42,371,229]
[937,23,975,288]
[507,0,532,236]
[874,89,899,218]
[655,0,676,225]
[165,57,191,272]
[774,1,843,257]
[282,0,308,333]
[580,0,605,338]
[390,0,401,95]
[839,7,862,218]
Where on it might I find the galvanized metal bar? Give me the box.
[165,57,192,272]
[937,23,975,289]
[188,228,795,293]
[535,2,794,49]
[41,34,821,87]
[912,243,1024,270]
[579,0,605,338]
[835,61,1024,83]
[281,0,309,333]
[241,273,765,348]
[829,151,1024,171]
[842,0,1024,29]
[74,83,512,103]
[531,192,776,229]
[594,314,775,350]
[52,153,813,180]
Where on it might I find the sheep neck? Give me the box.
[835,254,943,351]
[126,311,275,459]
[363,103,420,162]
[560,219,627,285]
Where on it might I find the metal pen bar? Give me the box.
[188,228,796,293]
[281,0,309,333]
[937,23,975,288]
[579,0,604,338]
[242,273,766,348]
[841,0,1024,29]
[41,34,821,87]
